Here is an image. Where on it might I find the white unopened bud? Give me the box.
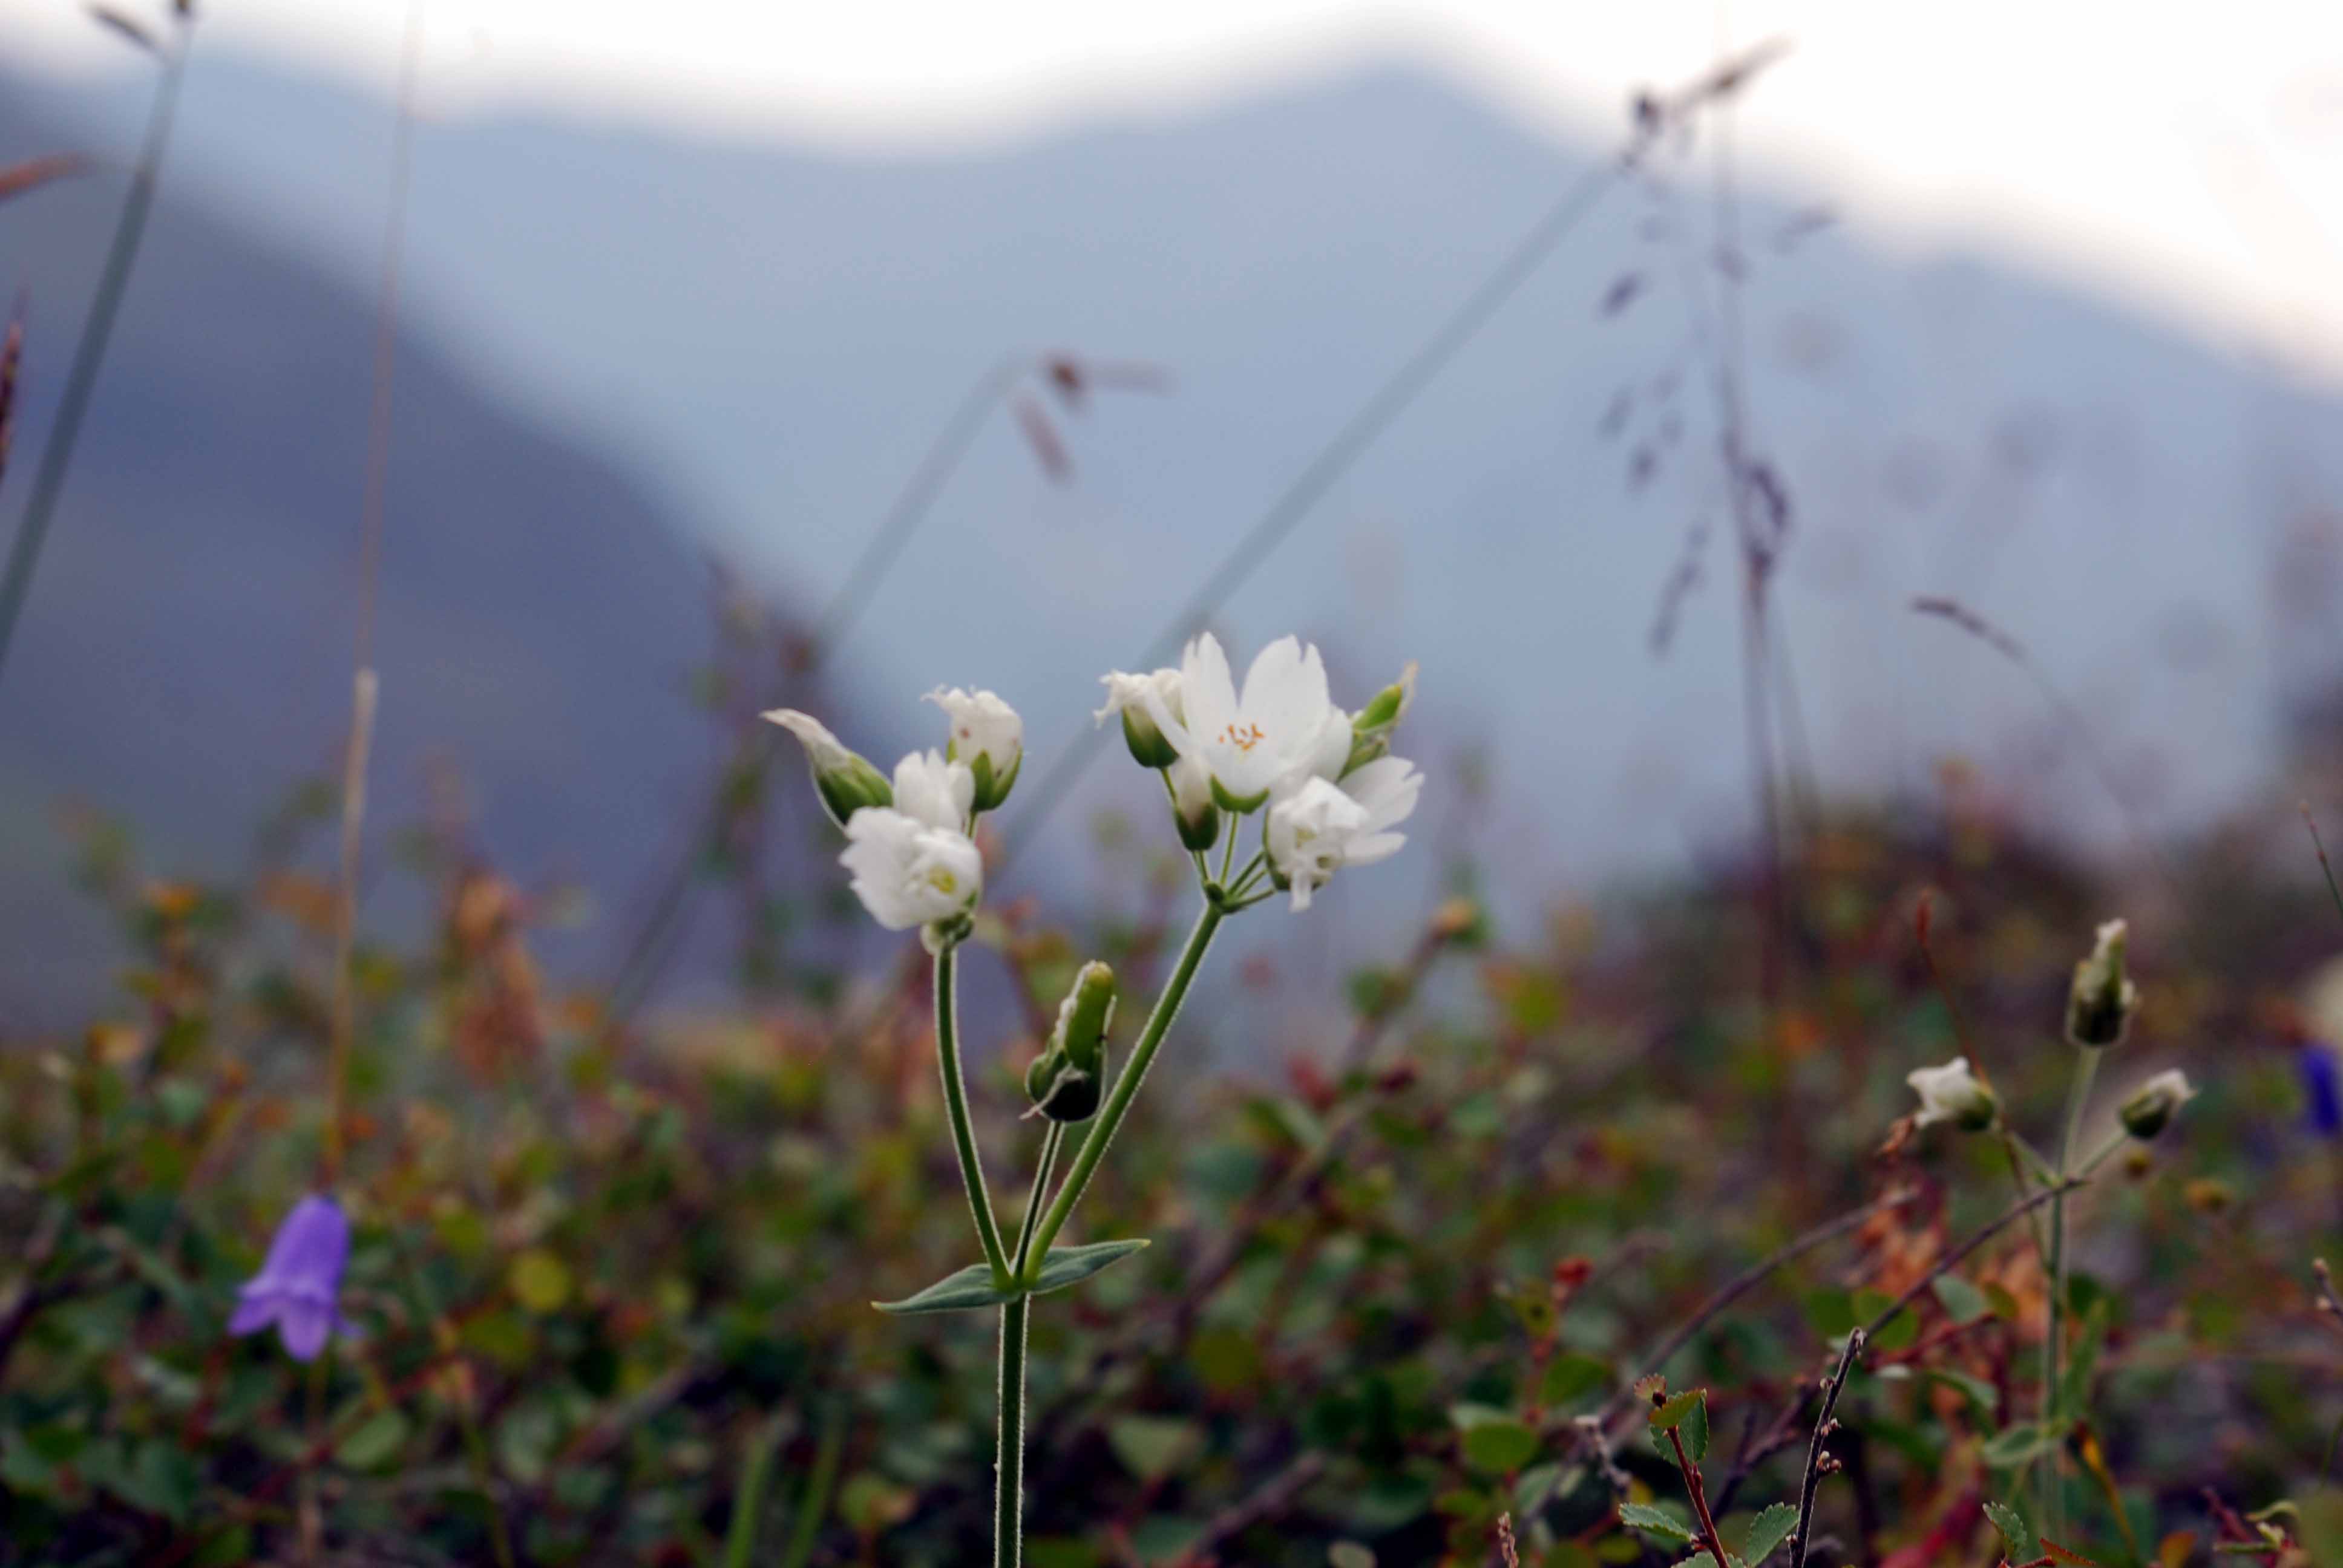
[1095,668,1182,770]
[925,687,1023,812]
[2119,1069,2195,1140]
[2068,919,2139,1048]
[1168,754,1219,853]
[1907,1058,1997,1132]
[762,709,893,830]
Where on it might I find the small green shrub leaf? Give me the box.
[1619,1502,1695,1543]
[1742,1501,1798,1565]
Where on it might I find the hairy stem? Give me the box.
[934,943,1011,1282]
[995,1122,1061,1567]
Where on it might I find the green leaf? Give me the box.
[1619,1502,1695,1543]
[1462,1419,1541,1475]
[1109,1416,1203,1484]
[337,1408,410,1471]
[1924,1367,2000,1415]
[1931,1273,1992,1325]
[1542,1352,1610,1408]
[1985,1500,2036,1557]
[1980,1423,2058,1469]
[1648,1389,1709,1462]
[2056,1299,2111,1423]
[873,1240,1149,1314]
[1742,1501,1798,1565]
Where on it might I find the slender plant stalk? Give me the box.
[995,1123,1063,1567]
[323,0,424,1186]
[934,943,1011,1281]
[1023,900,1222,1269]
[322,668,378,1184]
[719,1411,785,1568]
[777,1400,845,1568]
[0,20,191,691]
[2041,1045,2101,1535]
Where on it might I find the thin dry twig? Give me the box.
[1789,1328,1863,1568]
[1594,1187,1918,1428]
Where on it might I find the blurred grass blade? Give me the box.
[718,1411,786,1568]
[778,1402,845,1568]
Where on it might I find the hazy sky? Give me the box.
[15,1,2343,379]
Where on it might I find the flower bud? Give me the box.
[2118,1068,2194,1140]
[762,709,893,831]
[1906,1058,1997,1132]
[1168,754,1220,853]
[926,687,1023,812]
[1343,661,1416,777]
[1054,961,1115,1076]
[1095,669,1182,770]
[2066,919,2139,1048]
[1026,962,1116,1123]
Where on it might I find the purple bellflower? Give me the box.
[2304,1044,2343,1140]
[229,1194,354,1361]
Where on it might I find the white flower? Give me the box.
[1264,756,1422,911]
[1142,633,1349,809]
[1906,1058,1997,1131]
[839,809,983,932]
[1095,668,1185,769]
[2119,1068,2195,1140]
[925,687,1023,809]
[890,750,975,834]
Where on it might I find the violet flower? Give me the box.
[2304,1044,2343,1140]
[229,1194,353,1361]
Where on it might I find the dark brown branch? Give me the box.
[1789,1328,1863,1568]
[1666,1423,1733,1568]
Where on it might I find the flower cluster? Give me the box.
[765,690,1024,947]
[772,633,1421,933]
[1096,632,1420,911]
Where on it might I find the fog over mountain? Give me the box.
[8,47,2343,1013]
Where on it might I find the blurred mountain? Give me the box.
[8,46,2343,1016]
[0,82,738,1020]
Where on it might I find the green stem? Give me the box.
[934,942,1011,1283]
[0,25,190,691]
[2040,1045,2101,1537]
[778,1400,845,1568]
[1023,900,1224,1273]
[719,1413,784,1568]
[995,1124,1062,1568]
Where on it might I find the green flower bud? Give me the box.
[2119,1069,2194,1140]
[1025,961,1116,1124]
[2067,919,2140,1048]
[1342,662,1415,780]
[762,708,893,831]
[1052,961,1116,1077]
